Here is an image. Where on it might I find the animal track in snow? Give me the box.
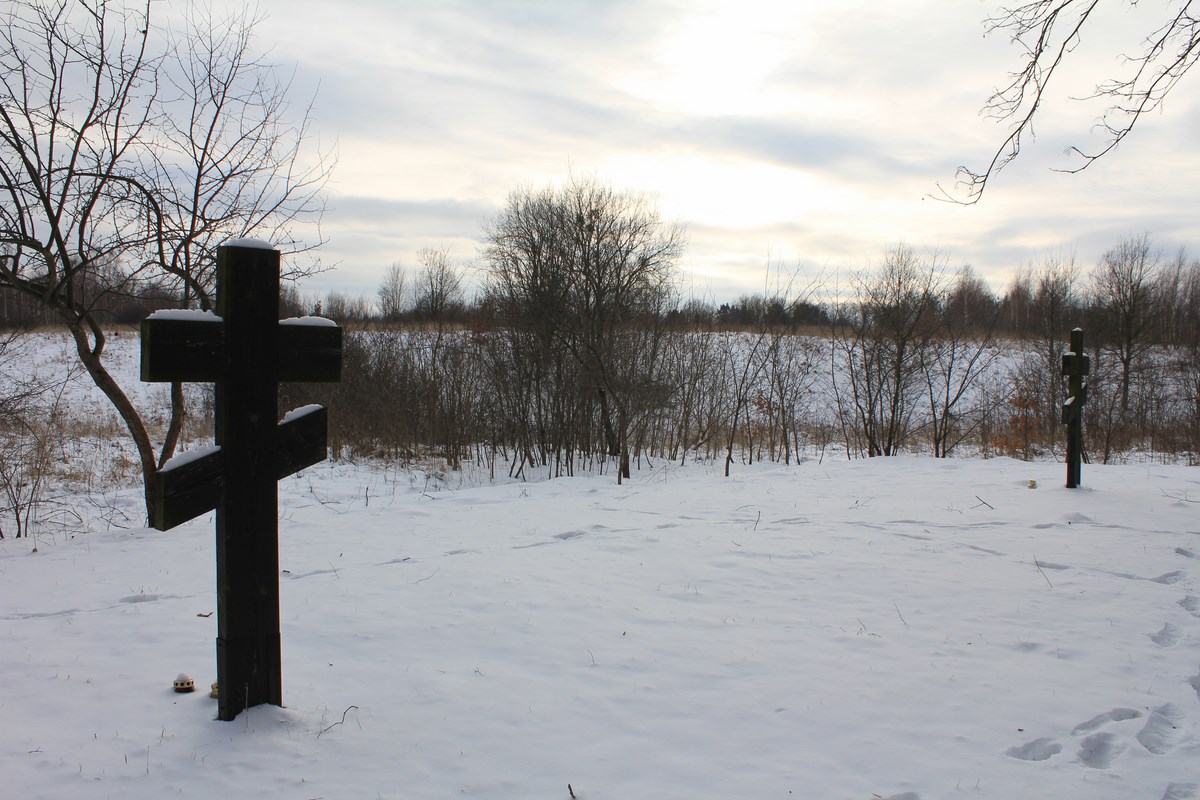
[1077,732,1124,769]
[1150,571,1187,585]
[119,593,166,603]
[283,568,337,580]
[1189,671,1200,701]
[118,592,184,603]
[1137,704,1186,755]
[1176,547,1200,560]
[1179,596,1200,618]
[1152,623,1183,647]
[1072,707,1142,734]
[553,530,587,541]
[1162,782,1199,800]
[1006,737,1062,761]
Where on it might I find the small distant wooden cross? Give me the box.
[140,242,342,721]
[1061,327,1089,489]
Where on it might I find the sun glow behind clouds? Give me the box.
[623,0,811,116]
[604,152,855,230]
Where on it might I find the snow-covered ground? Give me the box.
[3,453,1199,799]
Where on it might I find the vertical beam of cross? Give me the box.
[215,244,283,716]
[1061,327,1089,489]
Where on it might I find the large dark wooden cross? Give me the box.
[140,242,342,721]
[1061,327,1089,489]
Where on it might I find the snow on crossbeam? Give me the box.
[146,309,223,323]
[280,315,338,327]
[160,444,222,472]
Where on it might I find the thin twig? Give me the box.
[973,495,994,510]
[894,603,909,627]
[413,567,439,584]
[1033,557,1054,589]
[317,705,359,738]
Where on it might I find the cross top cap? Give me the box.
[223,237,274,249]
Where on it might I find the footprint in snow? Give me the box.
[1179,596,1200,618]
[1137,704,1186,755]
[1151,623,1183,647]
[1190,671,1200,701]
[554,530,587,541]
[1162,783,1199,800]
[1151,571,1188,585]
[1072,707,1142,734]
[1176,547,1200,560]
[283,568,337,580]
[119,593,164,603]
[1077,732,1125,769]
[1006,737,1061,761]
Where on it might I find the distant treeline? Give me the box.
[8,234,1198,472]
[271,235,1200,471]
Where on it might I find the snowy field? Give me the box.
[3,451,1200,799]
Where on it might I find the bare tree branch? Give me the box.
[0,0,333,521]
[939,0,1199,203]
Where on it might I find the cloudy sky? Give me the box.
[216,0,1199,302]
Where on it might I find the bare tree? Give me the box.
[946,1,1200,202]
[716,326,771,475]
[1032,253,1080,448]
[832,246,943,457]
[377,263,409,323]
[413,247,465,323]
[1176,259,1200,457]
[921,266,1005,457]
[1091,233,1159,413]
[483,176,685,480]
[320,291,371,324]
[0,0,331,521]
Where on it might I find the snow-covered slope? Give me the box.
[3,455,1198,799]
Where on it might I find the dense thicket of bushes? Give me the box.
[277,237,1200,471]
